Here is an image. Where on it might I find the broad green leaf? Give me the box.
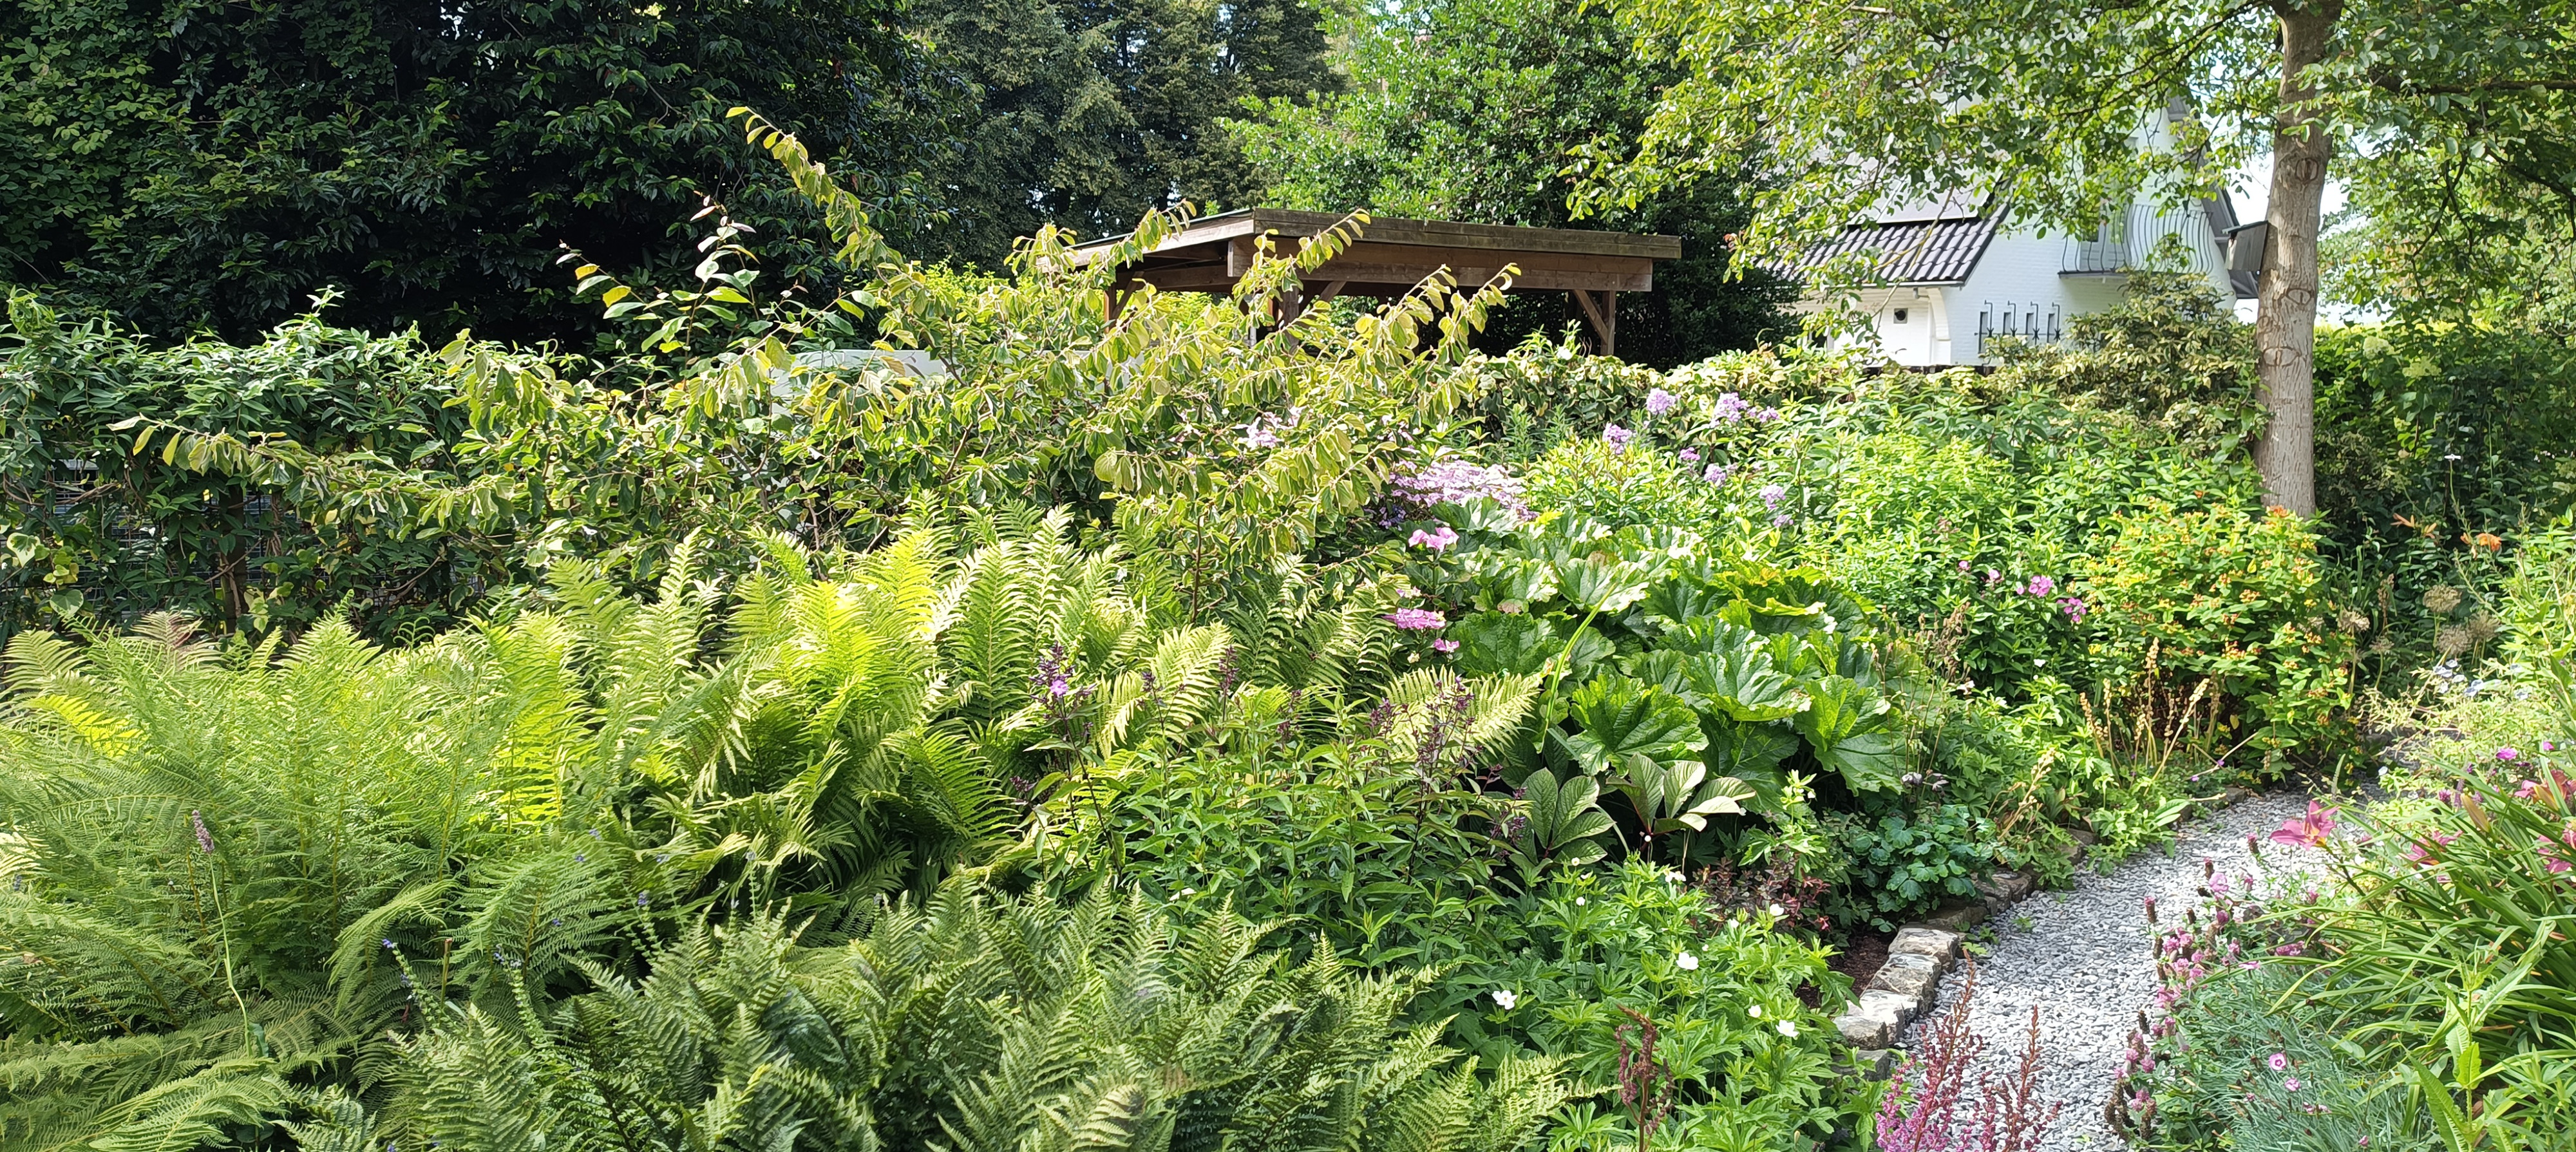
[1454,612,1557,677]
[1793,674,1902,791]
[1555,675,1703,775]
[1554,552,1653,615]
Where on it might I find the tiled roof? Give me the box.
[1796,213,2003,285]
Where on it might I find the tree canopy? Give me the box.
[1231,0,1790,367]
[1587,0,2576,513]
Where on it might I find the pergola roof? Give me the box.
[1066,208,1681,354]
[1069,208,1680,294]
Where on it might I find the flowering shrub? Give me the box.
[2078,499,2358,768]
[1876,966,2060,1152]
[1439,862,1859,1150]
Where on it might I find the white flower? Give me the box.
[1575,897,1587,906]
[1493,990,1518,1011]
[2033,657,2047,667]
[1767,902,1785,917]
[1747,1003,1761,1018]
[1676,952,1700,971]
[1179,887,1195,896]
[1777,1020,1798,1037]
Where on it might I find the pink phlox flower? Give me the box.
[2024,574,2058,598]
[1432,638,1460,654]
[1645,387,1678,416]
[1679,448,1701,463]
[1407,524,1460,552]
[1985,569,2004,586]
[2059,596,2088,623]
[2268,802,2339,848]
[1602,423,1634,448]
[1385,608,1448,630]
[1957,558,1971,572]
[1712,392,1750,422]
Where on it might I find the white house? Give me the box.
[1792,104,2263,368]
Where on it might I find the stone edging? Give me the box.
[1830,869,2035,1079]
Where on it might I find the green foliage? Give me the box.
[1439,864,1856,1151]
[0,0,914,343]
[897,0,1336,267]
[2313,324,2576,674]
[1821,799,2002,932]
[2078,500,2358,764]
[1989,271,2264,455]
[0,509,1417,1147]
[1,293,479,641]
[362,885,1571,1152]
[1229,0,1790,368]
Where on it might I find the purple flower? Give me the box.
[1048,677,1072,698]
[191,811,213,855]
[1956,559,1971,572]
[1432,639,1460,654]
[1390,462,1530,520]
[1703,462,1732,484]
[1757,483,1787,507]
[2025,574,2058,598]
[1754,406,1783,422]
[1385,608,1448,630]
[1408,525,1460,552]
[1712,392,1750,422]
[1645,388,1677,416]
[1772,513,1794,527]
[1602,423,1634,449]
[1678,448,1701,463]
[2497,747,2520,762]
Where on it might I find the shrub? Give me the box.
[2077,500,2358,768]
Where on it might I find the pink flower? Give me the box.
[2269,802,2338,848]
[1679,448,1701,463]
[2059,596,2088,623]
[2283,1077,2302,1092]
[1757,483,1788,507]
[1602,423,1634,448]
[1645,388,1678,416]
[2024,574,2057,598]
[1407,524,1460,552]
[1703,462,1732,484]
[1432,638,1460,654]
[2498,747,2521,762]
[2268,1052,2287,1071]
[1712,392,1750,422]
[1385,608,1448,630]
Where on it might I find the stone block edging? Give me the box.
[1829,869,2034,1078]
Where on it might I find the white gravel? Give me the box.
[1893,791,2329,1150]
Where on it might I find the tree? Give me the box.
[893,0,1337,266]
[0,0,916,345]
[1585,0,2576,514]
[1230,0,1790,367]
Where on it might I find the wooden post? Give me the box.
[1571,289,1618,357]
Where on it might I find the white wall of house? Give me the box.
[1803,213,2237,368]
[1795,104,2246,368]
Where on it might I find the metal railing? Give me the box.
[2061,204,2221,277]
[1973,304,2063,357]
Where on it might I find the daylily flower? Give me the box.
[2269,802,2338,848]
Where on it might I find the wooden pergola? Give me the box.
[1065,209,1682,356]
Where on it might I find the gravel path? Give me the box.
[1895,791,2329,1149]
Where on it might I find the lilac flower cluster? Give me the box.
[1645,388,1678,416]
[1387,461,1531,520]
[1602,423,1635,449]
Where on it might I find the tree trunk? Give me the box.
[2251,0,2342,516]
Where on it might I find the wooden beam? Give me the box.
[1570,289,1617,357]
